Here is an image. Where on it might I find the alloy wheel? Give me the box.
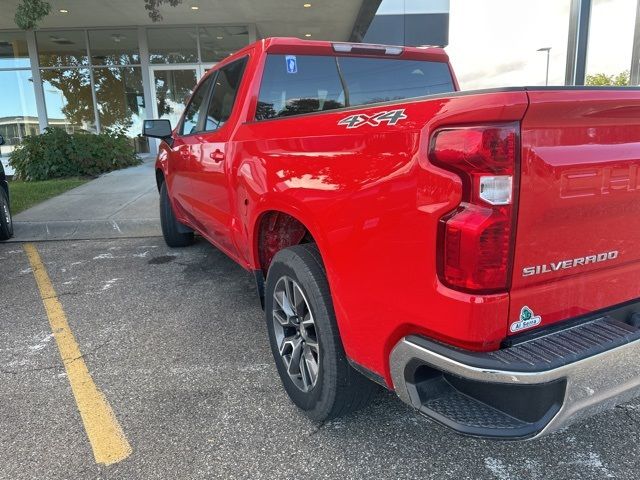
[272,276,320,392]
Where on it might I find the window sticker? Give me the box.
[285,55,298,74]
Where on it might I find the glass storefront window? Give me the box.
[152,68,198,127]
[0,70,39,149]
[5,25,252,142]
[37,30,89,67]
[0,32,30,69]
[89,29,140,66]
[41,68,97,133]
[147,27,198,64]
[199,26,249,62]
[586,0,635,85]
[94,67,145,136]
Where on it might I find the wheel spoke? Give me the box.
[292,284,307,318]
[304,336,319,353]
[286,336,303,377]
[303,345,319,384]
[299,354,310,389]
[279,334,297,357]
[284,278,297,316]
[301,314,315,330]
[273,309,293,327]
[274,290,295,318]
[301,315,318,349]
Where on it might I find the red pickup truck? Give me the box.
[144,37,640,439]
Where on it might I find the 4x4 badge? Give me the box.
[338,109,407,129]
[510,306,542,333]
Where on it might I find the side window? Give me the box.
[256,55,344,120]
[180,75,213,136]
[203,57,248,131]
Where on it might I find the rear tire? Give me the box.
[159,181,194,248]
[265,243,376,421]
[0,188,13,241]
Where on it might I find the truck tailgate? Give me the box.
[509,89,640,333]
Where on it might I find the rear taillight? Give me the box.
[429,124,519,293]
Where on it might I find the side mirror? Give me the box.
[0,135,4,146]
[143,119,172,140]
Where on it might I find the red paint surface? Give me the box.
[510,89,640,332]
[156,38,640,386]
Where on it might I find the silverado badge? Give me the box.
[510,306,542,333]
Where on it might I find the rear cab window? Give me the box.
[256,54,455,120]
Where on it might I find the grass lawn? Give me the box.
[9,178,89,214]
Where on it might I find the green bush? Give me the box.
[9,127,141,181]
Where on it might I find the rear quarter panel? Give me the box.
[233,91,529,383]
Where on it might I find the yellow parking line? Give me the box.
[24,243,132,466]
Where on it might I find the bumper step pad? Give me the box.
[424,390,528,431]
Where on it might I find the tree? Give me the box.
[14,0,51,30]
[15,0,184,29]
[585,71,630,86]
[143,0,184,22]
[39,52,144,135]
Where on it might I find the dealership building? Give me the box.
[0,0,638,168]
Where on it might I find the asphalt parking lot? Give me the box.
[2,236,640,479]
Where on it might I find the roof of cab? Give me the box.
[211,36,449,73]
[259,37,449,62]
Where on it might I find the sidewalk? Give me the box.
[9,156,162,242]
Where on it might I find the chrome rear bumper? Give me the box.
[390,316,640,439]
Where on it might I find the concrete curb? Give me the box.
[7,219,162,242]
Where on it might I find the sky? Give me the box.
[446,0,637,89]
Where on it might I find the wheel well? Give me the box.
[257,211,315,276]
[155,169,164,192]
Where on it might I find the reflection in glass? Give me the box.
[37,30,89,67]
[204,57,247,131]
[256,55,344,119]
[153,69,198,128]
[199,26,249,62]
[181,76,213,135]
[89,29,140,66]
[338,57,454,105]
[0,31,30,69]
[41,68,97,133]
[0,71,39,155]
[147,27,198,64]
[94,67,145,136]
[586,0,635,84]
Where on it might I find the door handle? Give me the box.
[210,149,224,162]
[179,148,190,160]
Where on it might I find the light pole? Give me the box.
[537,47,552,86]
